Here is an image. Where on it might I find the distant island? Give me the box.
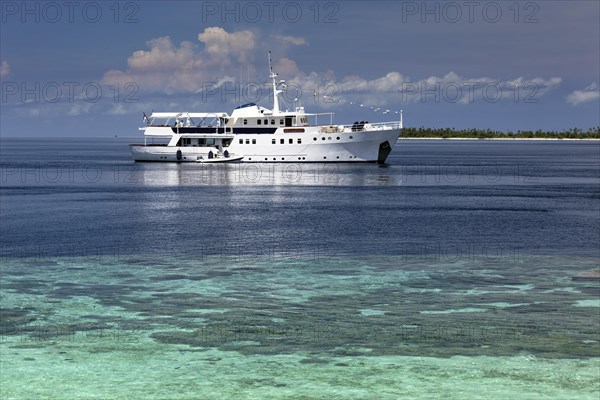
[400,127,600,140]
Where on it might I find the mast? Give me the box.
[400,110,403,129]
[268,51,282,114]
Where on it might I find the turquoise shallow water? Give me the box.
[1,254,599,399]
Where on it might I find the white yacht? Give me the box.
[130,53,402,163]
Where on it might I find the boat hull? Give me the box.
[131,128,400,163]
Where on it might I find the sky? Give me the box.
[1,0,599,137]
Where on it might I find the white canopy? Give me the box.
[150,112,228,118]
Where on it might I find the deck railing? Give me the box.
[320,121,402,133]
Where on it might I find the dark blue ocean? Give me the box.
[1,138,599,399]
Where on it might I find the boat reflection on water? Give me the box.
[130,162,401,187]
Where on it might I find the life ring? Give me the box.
[176,150,182,160]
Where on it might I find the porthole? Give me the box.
[336,137,340,140]
[328,137,332,140]
[349,136,353,139]
[313,137,317,141]
[321,137,325,141]
[323,156,327,159]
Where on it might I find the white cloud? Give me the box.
[0,60,9,77]
[99,27,563,112]
[102,27,256,94]
[128,37,199,72]
[567,83,600,106]
[198,27,255,64]
[66,102,94,116]
[273,58,302,77]
[275,69,562,109]
[274,35,307,46]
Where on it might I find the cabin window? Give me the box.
[280,119,284,125]
[198,138,206,145]
[264,119,268,125]
[239,139,243,144]
[271,119,275,125]
[246,139,250,144]
[289,138,293,144]
[243,119,248,125]
[252,139,256,144]
[257,119,261,125]
[272,139,276,144]
[280,139,284,144]
[298,138,302,144]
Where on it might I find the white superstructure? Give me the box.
[130,53,402,163]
